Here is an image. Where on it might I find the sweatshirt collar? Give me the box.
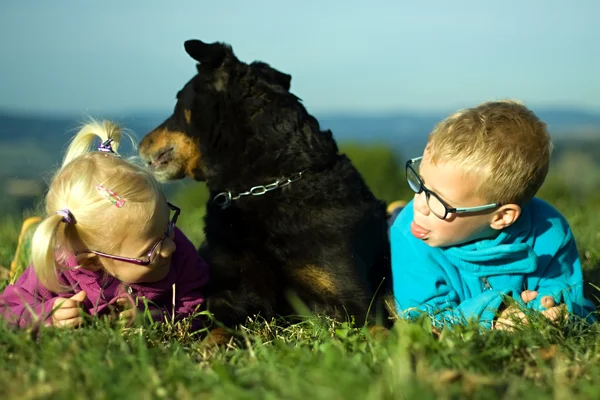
[442,204,537,276]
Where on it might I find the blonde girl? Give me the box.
[0,121,209,330]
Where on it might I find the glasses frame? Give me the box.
[406,157,500,220]
[75,202,181,266]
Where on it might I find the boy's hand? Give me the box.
[542,304,568,322]
[52,291,87,328]
[494,305,527,331]
[520,290,567,322]
[521,290,555,308]
[494,289,545,331]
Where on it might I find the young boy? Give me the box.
[389,100,595,330]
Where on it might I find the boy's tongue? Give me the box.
[410,221,430,239]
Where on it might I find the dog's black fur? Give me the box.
[139,39,392,330]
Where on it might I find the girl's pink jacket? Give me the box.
[0,227,209,331]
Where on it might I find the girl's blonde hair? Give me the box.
[426,100,552,205]
[31,120,164,292]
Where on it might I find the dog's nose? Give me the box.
[138,137,153,162]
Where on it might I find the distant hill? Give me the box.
[2,106,599,163]
[0,111,172,215]
[0,111,170,157]
[318,108,600,158]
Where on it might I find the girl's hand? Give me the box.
[52,291,87,328]
[115,297,137,326]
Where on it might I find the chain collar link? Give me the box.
[213,171,306,210]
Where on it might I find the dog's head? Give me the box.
[139,39,337,185]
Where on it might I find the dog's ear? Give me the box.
[184,40,228,68]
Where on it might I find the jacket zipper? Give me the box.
[481,277,492,291]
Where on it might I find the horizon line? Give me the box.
[2,103,600,120]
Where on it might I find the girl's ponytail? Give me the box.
[31,213,71,293]
[62,120,122,168]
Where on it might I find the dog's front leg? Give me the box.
[203,258,278,328]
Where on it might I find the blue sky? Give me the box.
[0,0,598,115]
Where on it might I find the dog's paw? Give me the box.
[367,325,390,341]
[200,327,233,349]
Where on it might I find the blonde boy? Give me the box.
[390,100,595,330]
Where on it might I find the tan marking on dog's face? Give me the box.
[139,77,207,182]
[289,265,339,296]
[138,126,205,182]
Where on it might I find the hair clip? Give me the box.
[95,184,126,208]
[98,138,115,153]
[56,209,76,224]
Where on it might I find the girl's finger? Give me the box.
[119,309,136,320]
[55,298,77,310]
[116,298,133,309]
[53,307,82,322]
[53,317,83,328]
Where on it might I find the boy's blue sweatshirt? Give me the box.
[390,198,595,328]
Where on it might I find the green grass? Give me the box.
[1,178,599,399]
[1,312,599,399]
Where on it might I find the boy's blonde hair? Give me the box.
[31,120,164,292]
[426,100,552,205]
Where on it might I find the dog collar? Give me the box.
[213,171,306,210]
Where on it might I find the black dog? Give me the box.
[139,39,392,335]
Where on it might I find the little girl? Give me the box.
[0,120,209,331]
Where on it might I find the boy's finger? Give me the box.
[521,290,538,303]
[495,318,516,331]
[514,311,527,322]
[495,309,528,331]
[542,305,566,321]
[541,296,555,309]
